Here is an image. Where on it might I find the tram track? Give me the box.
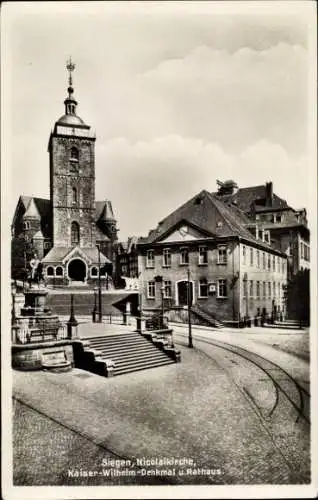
[174,331,310,425]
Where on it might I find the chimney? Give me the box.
[217,179,238,196]
[265,182,273,206]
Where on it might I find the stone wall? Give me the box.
[50,136,96,248]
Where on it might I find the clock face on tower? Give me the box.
[178,225,189,238]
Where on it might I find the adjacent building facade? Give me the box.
[215,180,310,278]
[11,61,118,287]
[138,190,288,325]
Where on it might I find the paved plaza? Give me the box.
[13,322,310,486]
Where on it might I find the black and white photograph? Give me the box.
[2,1,317,499]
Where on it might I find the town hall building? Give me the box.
[11,60,118,287]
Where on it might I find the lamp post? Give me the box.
[161,283,165,329]
[187,268,193,348]
[92,289,97,323]
[96,244,102,323]
[67,293,78,339]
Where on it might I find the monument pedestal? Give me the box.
[12,285,73,372]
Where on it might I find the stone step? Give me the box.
[113,358,175,376]
[78,330,177,377]
[87,336,148,346]
[95,344,158,356]
[106,351,171,365]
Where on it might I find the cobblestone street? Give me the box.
[13,323,311,486]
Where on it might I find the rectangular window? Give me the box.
[301,242,304,259]
[257,250,260,268]
[268,254,271,270]
[146,250,154,268]
[264,230,270,243]
[282,261,285,274]
[218,246,227,264]
[180,247,189,265]
[273,255,276,271]
[278,283,281,298]
[268,282,271,298]
[217,279,227,298]
[263,252,266,270]
[242,245,246,265]
[198,246,208,265]
[250,248,254,266]
[263,282,266,299]
[163,248,171,267]
[256,281,260,299]
[273,282,276,298]
[243,280,247,298]
[277,258,280,273]
[249,280,253,298]
[163,280,172,298]
[147,281,155,299]
[199,278,208,298]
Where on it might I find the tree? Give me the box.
[287,269,310,326]
[11,235,36,282]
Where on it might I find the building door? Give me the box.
[68,259,86,281]
[177,280,193,306]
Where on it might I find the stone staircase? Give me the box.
[191,304,224,328]
[73,331,178,377]
[269,319,306,330]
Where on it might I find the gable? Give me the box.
[159,224,209,243]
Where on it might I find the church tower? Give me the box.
[48,58,96,249]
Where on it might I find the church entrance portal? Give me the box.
[68,259,86,282]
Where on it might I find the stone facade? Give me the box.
[137,190,288,324]
[139,238,287,324]
[11,64,118,286]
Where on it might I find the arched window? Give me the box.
[70,147,79,161]
[91,266,98,277]
[47,266,54,276]
[55,266,63,276]
[72,187,77,204]
[23,221,30,230]
[71,221,80,246]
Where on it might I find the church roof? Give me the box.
[33,230,44,239]
[22,198,41,220]
[96,200,116,222]
[20,196,51,219]
[95,226,110,241]
[42,246,111,264]
[56,114,87,127]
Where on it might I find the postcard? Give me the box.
[2,1,317,499]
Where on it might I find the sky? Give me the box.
[2,1,316,240]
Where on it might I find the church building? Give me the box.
[11,60,118,287]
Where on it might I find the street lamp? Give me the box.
[67,293,78,339]
[187,268,193,348]
[96,244,102,323]
[161,283,165,329]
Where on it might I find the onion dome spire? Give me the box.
[64,57,78,116]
